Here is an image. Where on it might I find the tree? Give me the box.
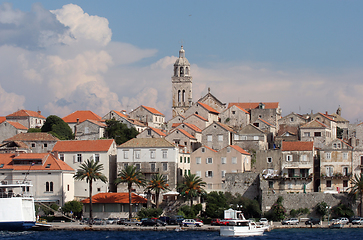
[115,165,146,220]
[73,159,108,224]
[41,115,73,140]
[145,173,170,208]
[178,174,206,208]
[331,203,354,218]
[137,207,163,219]
[204,191,228,218]
[28,128,41,132]
[315,201,329,219]
[62,200,83,218]
[269,196,286,221]
[348,173,363,216]
[105,119,139,145]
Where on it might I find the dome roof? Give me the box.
[174,46,190,66]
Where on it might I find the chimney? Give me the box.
[53,151,59,159]
[76,118,80,124]
[325,111,328,115]
[37,110,41,115]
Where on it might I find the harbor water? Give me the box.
[1,228,363,240]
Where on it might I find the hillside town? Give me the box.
[0,46,362,219]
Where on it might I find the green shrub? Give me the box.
[137,208,162,219]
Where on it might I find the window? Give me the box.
[180,156,183,163]
[326,166,333,177]
[77,154,82,163]
[94,154,100,162]
[290,117,294,122]
[0,164,4,168]
[221,170,226,178]
[267,157,272,163]
[184,169,187,176]
[123,163,128,168]
[201,148,205,153]
[232,111,236,114]
[206,171,213,178]
[59,154,64,161]
[32,143,35,148]
[343,180,348,188]
[288,169,295,177]
[206,158,213,164]
[184,157,186,163]
[147,129,151,135]
[286,155,293,161]
[253,136,259,140]
[135,163,140,171]
[343,167,348,176]
[85,127,89,134]
[188,157,190,163]
[150,163,156,172]
[196,157,201,164]
[300,169,308,177]
[123,151,129,159]
[163,163,167,171]
[196,171,201,177]
[46,182,53,192]
[221,157,227,164]
[253,123,259,127]
[207,183,212,189]
[343,152,348,160]
[135,151,140,159]
[227,147,231,153]
[179,169,183,176]
[162,150,167,159]
[218,135,223,142]
[241,135,247,140]
[301,155,307,161]
[232,157,237,164]
[314,132,321,137]
[150,150,155,159]
[288,183,292,189]
[326,152,331,160]
[44,143,47,148]
[67,185,70,191]
[304,132,310,137]
[269,181,274,189]
[207,135,212,142]
[45,164,51,168]
[234,134,239,140]
[326,180,332,188]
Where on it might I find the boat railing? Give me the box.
[0,179,33,198]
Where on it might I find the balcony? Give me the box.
[264,173,313,181]
[321,173,351,179]
[140,168,159,174]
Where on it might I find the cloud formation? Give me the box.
[0,2,362,124]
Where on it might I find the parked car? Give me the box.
[352,217,363,225]
[123,219,141,226]
[116,218,127,225]
[338,217,349,225]
[349,216,361,223]
[93,218,106,225]
[141,219,167,227]
[182,219,203,227]
[169,215,184,225]
[106,218,118,224]
[259,218,269,225]
[211,218,227,226]
[281,218,299,225]
[158,216,170,224]
[305,218,321,225]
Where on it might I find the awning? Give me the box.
[163,191,180,196]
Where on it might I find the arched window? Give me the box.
[174,66,177,76]
[46,182,49,192]
[182,90,185,102]
[180,67,184,76]
[178,90,181,102]
[185,67,189,75]
[50,182,53,192]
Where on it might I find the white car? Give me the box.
[281,218,299,225]
[338,217,349,225]
[181,219,203,227]
[259,218,269,225]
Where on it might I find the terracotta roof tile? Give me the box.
[52,139,114,152]
[6,109,46,119]
[258,118,274,127]
[0,117,6,123]
[229,105,249,114]
[149,127,166,137]
[62,110,102,123]
[118,138,175,148]
[228,102,279,110]
[281,141,314,151]
[86,119,107,127]
[81,192,147,204]
[171,123,182,128]
[7,121,28,130]
[0,153,73,171]
[229,145,250,155]
[4,132,58,142]
[319,112,335,122]
[177,129,196,139]
[215,122,236,133]
[203,145,218,153]
[197,102,219,114]
[128,118,147,127]
[113,110,129,119]
[300,120,328,129]
[191,114,208,121]
[182,123,202,133]
[141,105,164,116]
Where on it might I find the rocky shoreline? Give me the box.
[44,222,363,231]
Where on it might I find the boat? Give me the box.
[220,209,269,237]
[0,181,36,231]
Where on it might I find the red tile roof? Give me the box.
[281,141,314,151]
[215,122,236,133]
[0,153,73,171]
[192,114,208,121]
[52,139,114,152]
[230,145,250,155]
[229,105,249,114]
[7,121,28,130]
[258,118,274,127]
[86,119,107,127]
[228,102,279,110]
[149,127,166,137]
[175,129,196,140]
[300,119,328,129]
[183,123,202,133]
[203,145,218,153]
[4,132,58,142]
[197,102,219,114]
[113,110,129,119]
[0,117,6,123]
[171,123,182,128]
[81,192,147,204]
[62,110,102,123]
[141,105,164,116]
[6,109,46,119]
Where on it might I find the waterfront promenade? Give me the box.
[47,221,363,231]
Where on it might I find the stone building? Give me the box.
[5,109,46,129]
[165,128,199,153]
[183,114,208,131]
[233,124,268,151]
[219,104,250,131]
[201,121,235,151]
[136,127,166,139]
[75,119,106,140]
[2,132,59,153]
[103,110,147,133]
[129,105,165,129]
[184,101,219,126]
[300,120,333,149]
[197,88,226,113]
[0,120,28,143]
[62,110,103,134]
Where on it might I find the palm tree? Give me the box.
[73,159,108,224]
[115,165,145,219]
[178,173,206,208]
[348,173,363,216]
[146,173,170,208]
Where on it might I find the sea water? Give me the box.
[0,228,362,240]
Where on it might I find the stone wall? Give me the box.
[224,172,260,200]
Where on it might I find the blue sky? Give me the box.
[0,1,363,122]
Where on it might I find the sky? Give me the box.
[0,1,363,122]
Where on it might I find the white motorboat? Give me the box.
[220,209,269,237]
[0,181,36,231]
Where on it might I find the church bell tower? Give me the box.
[172,46,193,117]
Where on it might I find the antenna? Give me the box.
[179,39,185,46]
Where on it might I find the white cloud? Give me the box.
[0,83,25,115]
